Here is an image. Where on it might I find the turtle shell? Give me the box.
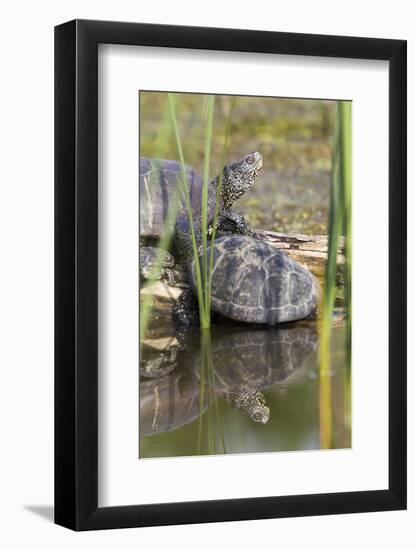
[189,235,318,324]
[139,365,209,436]
[139,157,219,239]
[185,324,317,393]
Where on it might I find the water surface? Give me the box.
[139,322,350,458]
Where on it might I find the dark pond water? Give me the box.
[139,322,350,459]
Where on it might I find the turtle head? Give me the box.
[229,390,270,424]
[251,403,270,424]
[222,151,262,208]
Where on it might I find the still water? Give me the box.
[139,321,350,459]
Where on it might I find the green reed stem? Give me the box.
[201,96,215,328]
[139,209,176,343]
[197,341,206,455]
[139,198,179,342]
[207,335,226,454]
[202,330,211,454]
[205,330,216,454]
[340,101,352,376]
[204,331,218,454]
[340,102,352,437]
[214,398,226,454]
[197,328,227,455]
[139,98,177,343]
[208,97,235,306]
[168,93,207,325]
[319,101,344,449]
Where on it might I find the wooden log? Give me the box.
[255,230,345,287]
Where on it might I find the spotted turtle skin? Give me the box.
[139,246,176,282]
[140,325,317,433]
[140,152,262,243]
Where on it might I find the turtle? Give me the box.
[227,390,270,424]
[139,343,269,431]
[139,324,317,434]
[139,152,263,283]
[140,364,208,436]
[188,324,318,392]
[186,324,317,423]
[139,246,177,285]
[174,234,319,327]
[139,344,178,379]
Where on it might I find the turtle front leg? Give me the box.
[172,289,200,333]
[141,266,181,288]
[164,265,189,288]
[165,267,188,288]
[217,208,253,236]
[165,268,177,287]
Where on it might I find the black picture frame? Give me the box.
[55,19,407,531]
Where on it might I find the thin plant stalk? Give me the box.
[208,97,235,306]
[139,96,177,342]
[206,334,226,454]
[139,190,179,342]
[167,93,207,325]
[319,101,344,449]
[340,102,352,368]
[197,328,227,455]
[340,101,352,436]
[205,330,215,454]
[197,347,206,455]
[201,96,216,327]
[198,329,214,454]
[204,330,216,454]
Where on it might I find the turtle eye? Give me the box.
[246,155,255,165]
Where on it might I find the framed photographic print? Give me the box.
[55,19,407,530]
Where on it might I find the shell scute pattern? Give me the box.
[289,271,310,305]
[139,157,214,238]
[188,325,318,392]
[191,235,317,324]
[233,263,266,308]
[209,250,240,301]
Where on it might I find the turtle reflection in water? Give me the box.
[139,325,317,436]
[140,345,178,379]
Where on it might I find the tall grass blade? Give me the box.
[139,187,179,342]
[139,95,178,343]
[207,334,227,454]
[208,97,236,306]
[140,194,179,342]
[201,96,216,328]
[340,101,352,372]
[319,101,345,449]
[167,93,206,325]
[197,341,206,455]
[340,101,352,437]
